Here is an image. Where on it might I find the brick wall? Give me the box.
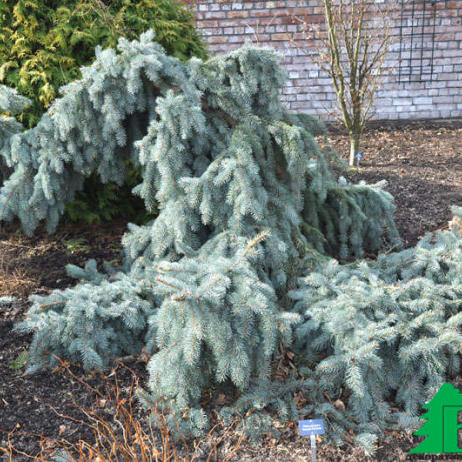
[189,0,462,120]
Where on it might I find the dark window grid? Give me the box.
[397,0,447,83]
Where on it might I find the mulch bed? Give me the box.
[327,118,462,248]
[1,119,461,461]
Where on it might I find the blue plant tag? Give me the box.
[354,152,364,159]
[299,419,325,436]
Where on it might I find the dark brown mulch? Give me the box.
[325,118,462,248]
[0,219,126,298]
[0,334,150,461]
[1,119,462,460]
[0,220,129,460]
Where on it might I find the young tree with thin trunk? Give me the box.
[294,0,392,166]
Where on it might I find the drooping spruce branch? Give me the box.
[0,31,414,454]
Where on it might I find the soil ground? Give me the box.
[328,118,462,248]
[0,119,461,461]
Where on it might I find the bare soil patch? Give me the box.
[327,119,462,248]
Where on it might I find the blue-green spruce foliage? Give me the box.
[2,31,459,453]
[291,206,462,448]
[0,86,31,179]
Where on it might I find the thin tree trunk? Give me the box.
[349,133,360,167]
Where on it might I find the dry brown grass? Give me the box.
[0,358,244,462]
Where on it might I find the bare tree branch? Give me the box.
[286,0,396,166]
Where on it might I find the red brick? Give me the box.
[292,8,314,16]
[208,36,228,43]
[254,34,271,42]
[250,10,273,18]
[196,20,219,27]
[271,33,291,41]
[219,20,244,27]
[305,14,324,23]
[204,11,226,19]
[279,15,300,25]
[228,10,249,18]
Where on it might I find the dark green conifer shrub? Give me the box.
[0,0,206,223]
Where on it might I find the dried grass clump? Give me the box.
[0,358,244,461]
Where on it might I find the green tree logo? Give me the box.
[409,383,462,454]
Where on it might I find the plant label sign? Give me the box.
[299,419,325,436]
[354,151,364,168]
[299,419,325,462]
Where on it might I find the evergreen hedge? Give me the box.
[0,0,206,223]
